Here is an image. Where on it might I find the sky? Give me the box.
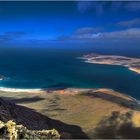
[0,1,140,48]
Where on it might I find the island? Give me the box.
[79,53,140,74]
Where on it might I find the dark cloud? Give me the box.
[77,1,93,13]
[77,1,106,15]
[117,18,140,27]
[76,1,140,14]
[0,31,26,42]
[124,2,140,11]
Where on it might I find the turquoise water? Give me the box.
[0,46,140,99]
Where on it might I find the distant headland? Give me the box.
[79,53,140,74]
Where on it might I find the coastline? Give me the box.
[129,67,140,74]
[0,87,44,93]
[85,59,140,75]
[0,86,139,104]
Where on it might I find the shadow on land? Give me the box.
[0,98,89,139]
[94,111,140,139]
[80,90,140,111]
[41,83,73,92]
[2,96,45,104]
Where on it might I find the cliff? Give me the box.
[0,98,88,139]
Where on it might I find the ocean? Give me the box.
[0,45,140,99]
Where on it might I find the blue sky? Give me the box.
[0,1,140,46]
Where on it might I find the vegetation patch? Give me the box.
[0,120,60,140]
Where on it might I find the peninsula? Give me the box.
[80,53,140,74]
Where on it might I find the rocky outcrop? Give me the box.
[0,98,88,139]
[0,120,60,140]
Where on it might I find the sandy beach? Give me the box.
[129,67,140,74]
[0,87,45,93]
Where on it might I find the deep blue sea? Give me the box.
[0,44,140,99]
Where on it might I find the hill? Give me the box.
[0,88,140,138]
[0,97,88,139]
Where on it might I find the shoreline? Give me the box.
[85,60,140,75]
[0,86,139,104]
[129,67,140,74]
[0,87,44,93]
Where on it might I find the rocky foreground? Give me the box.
[1,88,140,139]
[0,120,60,139]
[0,97,88,139]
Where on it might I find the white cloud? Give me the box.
[58,28,140,41]
[101,28,140,39]
[74,27,102,34]
[117,18,140,27]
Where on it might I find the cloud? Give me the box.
[74,27,102,34]
[57,26,102,41]
[117,18,140,27]
[76,1,140,14]
[77,1,93,13]
[100,28,140,39]
[0,31,26,42]
[111,2,140,12]
[76,1,106,15]
[57,28,140,41]
[124,2,140,11]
